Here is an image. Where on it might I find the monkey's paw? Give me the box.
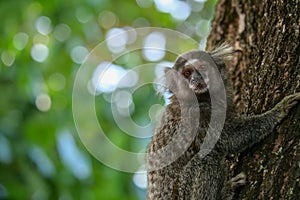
[229,172,246,189]
[274,92,300,119]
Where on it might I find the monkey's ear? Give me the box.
[209,42,234,65]
[155,67,174,96]
[163,67,179,95]
[173,56,186,70]
[164,67,171,74]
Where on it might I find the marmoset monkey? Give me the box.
[146,43,300,200]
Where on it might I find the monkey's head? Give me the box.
[164,43,233,102]
[175,56,210,95]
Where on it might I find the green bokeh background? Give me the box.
[0,0,217,199]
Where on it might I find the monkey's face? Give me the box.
[164,50,227,102]
[180,59,210,95]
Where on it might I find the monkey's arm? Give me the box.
[219,93,300,154]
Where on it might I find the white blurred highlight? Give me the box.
[143,32,166,61]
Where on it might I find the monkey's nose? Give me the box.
[191,77,196,83]
[191,76,203,84]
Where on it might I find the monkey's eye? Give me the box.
[183,71,191,77]
[182,68,193,78]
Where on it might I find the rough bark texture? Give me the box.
[207,0,300,199]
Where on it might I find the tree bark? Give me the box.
[207,0,300,199]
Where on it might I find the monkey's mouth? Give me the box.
[190,79,209,94]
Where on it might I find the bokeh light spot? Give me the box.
[35,94,51,112]
[28,146,55,177]
[143,32,166,61]
[13,32,29,50]
[114,90,133,109]
[99,11,118,29]
[171,1,191,21]
[118,69,139,88]
[54,24,71,42]
[124,27,137,44]
[57,131,91,180]
[106,28,128,53]
[1,51,15,67]
[35,16,52,35]
[76,7,93,23]
[92,62,128,93]
[154,0,175,13]
[0,135,12,164]
[30,44,49,62]
[195,19,211,37]
[133,171,147,189]
[70,46,89,64]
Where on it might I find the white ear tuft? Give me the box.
[209,42,234,64]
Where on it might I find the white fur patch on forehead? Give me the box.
[185,59,199,66]
[185,59,209,69]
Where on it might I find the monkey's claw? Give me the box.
[274,92,300,119]
[229,172,246,189]
[283,93,300,108]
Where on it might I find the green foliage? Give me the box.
[0,0,217,199]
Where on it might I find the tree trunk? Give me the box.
[207,0,300,199]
